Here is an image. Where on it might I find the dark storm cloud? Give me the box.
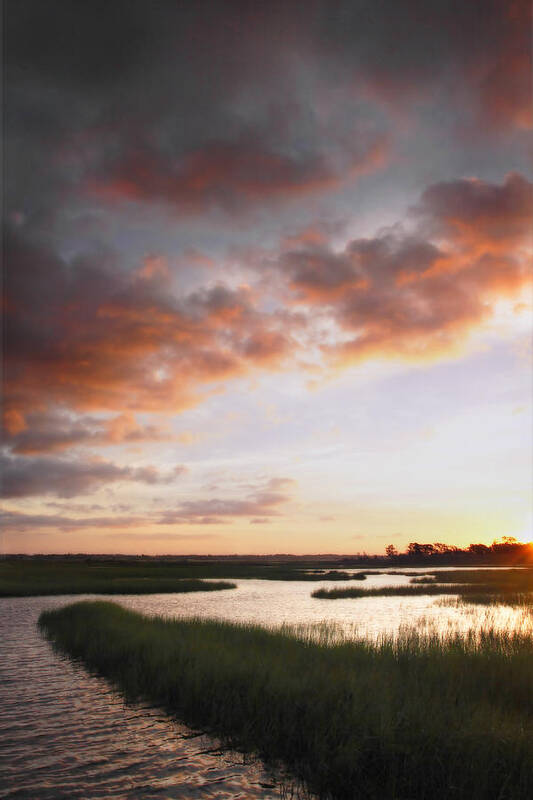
[6,0,156,89]
[8,0,528,232]
[312,0,531,130]
[6,1,324,219]
[8,1,529,124]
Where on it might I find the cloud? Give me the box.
[0,507,223,540]
[3,411,171,455]
[3,230,299,421]
[4,0,528,299]
[275,173,532,365]
[3,1,530,545]
[4,172,530,467]
[0,508,147,532]
[45,502,106,513]
[0,472,296,531]
[7,0,400,236]
[87,135,389,215]
[313,0,531,132]
[0,453,184,498]
[466,1,531,131]
[157,476,295,525]
[414,172,533,249]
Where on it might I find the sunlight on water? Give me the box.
[114,569,533,643]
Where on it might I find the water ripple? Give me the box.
[0,596,303,800]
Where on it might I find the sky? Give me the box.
[2,0,532,555]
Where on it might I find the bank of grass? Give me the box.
[0,559,369,596]
[313,568,533,604]
[0,573,236,597]
[39,601,533,800]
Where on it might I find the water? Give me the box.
[114,569,533,640]
[1,570,531,799]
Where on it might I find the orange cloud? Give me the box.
[4,173,531,471]
[104,412,169,445]
[3,409,27,436]
[277,173,533,365]
[3,233,299,423]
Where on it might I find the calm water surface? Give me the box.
[1,569,531,799]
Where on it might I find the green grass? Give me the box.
[0,568,236,597]
[39,601,533,800]
[313,568,533,604]
[0,559,369,596]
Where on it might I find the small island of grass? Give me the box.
[312,567,533,605]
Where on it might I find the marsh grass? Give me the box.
[0,571,236,597]
[441,592,533,608]
[39,601,533,800]
[0,559,369,596]
[313,568,533,604]
[413,568,533,587]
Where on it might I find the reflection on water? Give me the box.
[1,569,530,799]
[116,569,533,641]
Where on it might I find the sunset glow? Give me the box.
[3,0,532,555]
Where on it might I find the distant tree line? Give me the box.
[341,537,533,567]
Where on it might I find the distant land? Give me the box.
[4,538,532,567]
